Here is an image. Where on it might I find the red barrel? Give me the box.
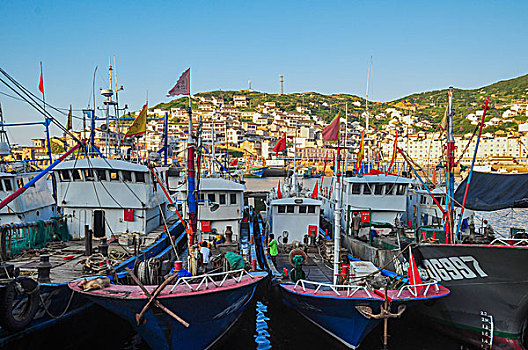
[174,261,183,271]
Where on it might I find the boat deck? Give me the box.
[274,247,334,284]
[9,218,177,284]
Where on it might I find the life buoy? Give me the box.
[0,278,39,332]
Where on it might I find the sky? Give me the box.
[1,0,527,144]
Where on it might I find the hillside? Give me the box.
[153,73,528,135]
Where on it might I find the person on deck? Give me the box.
[200,241,210,273]
[483,220,495,239]
[268,233,278,265]
[352,212,362,237]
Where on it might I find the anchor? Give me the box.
[355,284,406,350]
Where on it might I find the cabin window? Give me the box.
[374,184,383,195]
[122,171,132,182]
[230,193,237,205]
[343,184,348,194]
[135,172,145,183]
[110,170,119,181]
[17,178,24,187]
[3,179,12,191]
[287,205,295,213]
[71,170,82,181]
[278,205,286,213]
[219,194,226,205]
[199,193,205,201]
[84,169,95,181]
[386,183,395,195]
[299,205,307,214]
[433,196,443,206]
[308,206,316,214]
[208,193,215,203]
[352,183,361,194]
[396,184,407,195]
[60,170,71,182]
[96,169,107,181]
[363,184,372,195]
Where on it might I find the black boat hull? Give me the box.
[415,244,528,350]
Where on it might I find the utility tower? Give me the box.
[279,74,284,95]
[248,80,252,91]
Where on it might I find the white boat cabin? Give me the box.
[323,174,413,226]
[0,172,56,224]
[54,158,173,239]
[174,177,245,242]
[268,197,321,244]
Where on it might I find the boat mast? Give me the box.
[333,143,342,285]
[446,87,455,242]
[186,73,197,246]
[365,56,372,168]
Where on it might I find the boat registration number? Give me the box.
[422,256,488,281]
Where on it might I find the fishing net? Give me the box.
[225,252,245,270]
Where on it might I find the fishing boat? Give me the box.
[68,68,269,350]
[243,166,268,178]
[0,65,185,348]
[264,172,450,349]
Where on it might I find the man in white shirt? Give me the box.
[200,242,210,272]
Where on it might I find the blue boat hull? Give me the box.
[80,271,268,350]
[0,221,185,348]
[280,286,382,348]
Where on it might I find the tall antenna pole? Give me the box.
[114,56,121,155]
[186,69,197,246]
[333,144,342,285]
[365,56,372,168]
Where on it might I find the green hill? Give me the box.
[154,73,528,135]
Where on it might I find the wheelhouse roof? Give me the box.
[55,158,154,172]
[270,197,322,206]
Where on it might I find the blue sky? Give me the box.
[1,0,527,143]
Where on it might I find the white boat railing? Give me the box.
[291,279,374,298]
[395,280,440,298]
[490,238,528,246]
[169,269,254,293]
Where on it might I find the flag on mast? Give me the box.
[385,131,398,175]
[168,68,190,96]
[272,132,287,156]
[38,62,44,96]
[311,180,319,199]
[408,247,423,294]
[66,105,73,131]
[277,180,282,199]
[322,114,340,141]
[355,130,365,173]
[124,103,147,139]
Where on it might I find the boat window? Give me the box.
[3,179,12,191]
[0,181,4,191]
[96,169,107,181]
[374,184,383,195]
[352,183,361,194]
[308,206,316,214]
[432,196,443,206]
[122,171,132,182]
[84,169,95,181]
[287,205,295,213]
[386,183,395,195]
[230,193,237,205]
[219,194,226,205]
[363,184,372,195]
[396,184,407,195]
[208,193,215,203]
[72,170,82,181]
[199,193,205,202]
[110,170,119,181]
[60,170,71,182]
[135,172,145,183]
[278,205,286,213]
[343,184,348,194]
[299,205,307,213]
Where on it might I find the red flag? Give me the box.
[168,68,190,96]
[354,130,365,173]
[272,133,286,156]
[385,131,398,175]
[38,62,44,95]
[230,159,239,166]
[322,114,340,141]
[408,247,423,294]
[277,180,282,199]
[311,180,319,199]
